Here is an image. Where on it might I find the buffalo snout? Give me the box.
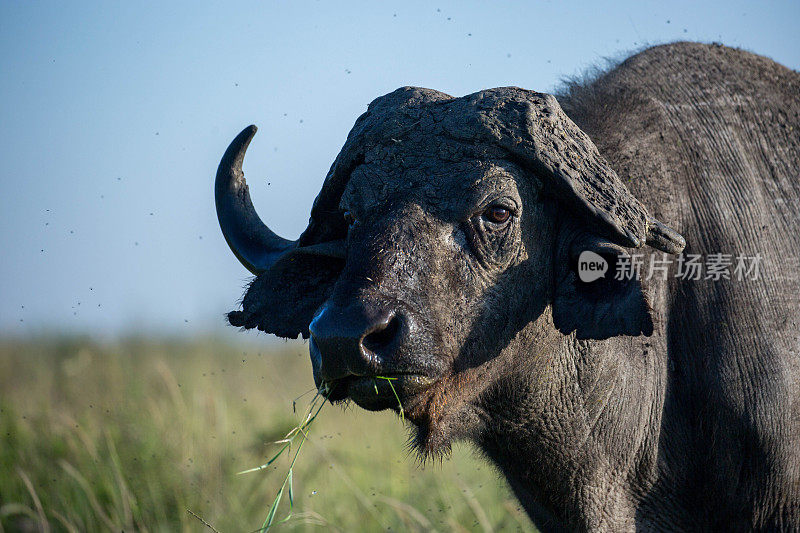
[309,301,407,398]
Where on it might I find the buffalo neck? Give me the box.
[474,318,667,530]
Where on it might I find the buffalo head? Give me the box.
[216,87,685,454]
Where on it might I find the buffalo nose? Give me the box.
[309,303,402,383]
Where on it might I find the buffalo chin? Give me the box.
[334,375,467,459]
[402,387,488,460]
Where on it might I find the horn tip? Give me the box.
[237,124,258,143]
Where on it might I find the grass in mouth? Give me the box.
[374,376,404,423]
[238,385,329,531]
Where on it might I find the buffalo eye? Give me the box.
[343,211,356,227]
[483,205,511,224]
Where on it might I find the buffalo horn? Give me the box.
[215,125,297,274]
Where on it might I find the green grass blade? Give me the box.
[274,469,294,527]
[286,469,293,516]
[376,376,404,422]
[237,441,292,475]
[253,395,325,530]
[261,480,285,531]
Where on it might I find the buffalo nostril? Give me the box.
[362,312,401,354]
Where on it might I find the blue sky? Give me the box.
[1,1,798,337]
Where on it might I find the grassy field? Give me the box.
[0,336,533,532]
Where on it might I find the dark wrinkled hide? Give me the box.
[225,43,800,531]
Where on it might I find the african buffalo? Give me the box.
[216,42,800,531]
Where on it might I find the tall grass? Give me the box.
[0,337,533,532]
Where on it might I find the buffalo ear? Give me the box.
[552,233,653,340]
[227,252,343,339]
